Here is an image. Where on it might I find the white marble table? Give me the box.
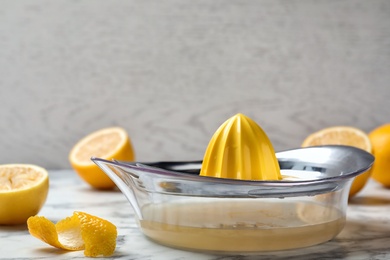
[1,170,390,260]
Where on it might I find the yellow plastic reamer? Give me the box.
[200,113,281,181]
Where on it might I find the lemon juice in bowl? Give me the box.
[139,199,345,252]
[92,114,374,253]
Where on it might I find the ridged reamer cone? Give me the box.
[200,113,281,180]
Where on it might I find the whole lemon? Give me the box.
[368,124,390,187]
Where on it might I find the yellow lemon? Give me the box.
[69,127,135,189]
[0,164,49,225]
[302,126,372,197]
[368,124,390,187]
[27,211,117,257]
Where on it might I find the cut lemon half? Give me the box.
[27,211,117,257]
[69,127,135,189]
[302,126,372,197]
[0,164,49,225]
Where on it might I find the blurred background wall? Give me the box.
[0,0,389,169]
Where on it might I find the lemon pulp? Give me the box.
[200,113,281,180]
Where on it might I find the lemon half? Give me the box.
[0,164,49,225]
[302,126,372,197]
[69,127,135,189]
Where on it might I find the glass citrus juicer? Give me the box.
[92,114,374,253]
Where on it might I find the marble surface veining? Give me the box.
[1,170,390,260]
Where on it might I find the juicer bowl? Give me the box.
[92,145,374,253]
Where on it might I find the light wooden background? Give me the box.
[0,0,389,169]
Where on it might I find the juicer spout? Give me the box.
[92,157,143,220]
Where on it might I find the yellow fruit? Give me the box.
[0,164,49,225]
[302,126,372,197]
[69,127,135,189]
[27,211,117,257]
[368,124,390,187]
